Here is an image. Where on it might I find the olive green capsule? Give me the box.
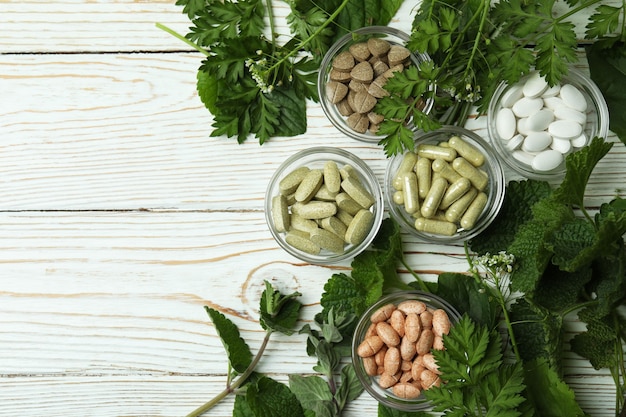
[460,192,488,230]
[444,187,477,223]
[271,194,290,233]
[285,230,321,255]
[295,169,324,202]
[394,152,418,188]
[341,176,375,209]
[415,157,432,199]
[448,135,485,167]
[439,177,472,210]
[417,144,457,162]
[310,227,345,254]
[452,157,488,191]
[392,190,404,205]
[401,171,420,214]
[279,166,310,195]
[421,177,447,218]
[345,209,374,245]
[431,158,462,184]
[414,218,457,236]
[324,161,342,193]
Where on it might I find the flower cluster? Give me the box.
[471,251,516,302]
[245,51,274,94]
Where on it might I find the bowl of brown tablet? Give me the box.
[318,26,433,142]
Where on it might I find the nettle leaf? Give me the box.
[246,376,305,417]
[267,87,308,139]
[470,179,552,255]
[522,358,585,417]
[196,69,219,114]
[370,0,404,26]
[434,272,499,328]
[570,315,618,369]
[534,263,592,313]
[550,218,596,271]
[205,307,253,374]
[552,137,613,207]
[320,273,367,319]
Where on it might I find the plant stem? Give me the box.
[265,0,352,74]
[401,256,429,291]
[155,23,210,57]
[462,0,490,82]
[185,330,274,417]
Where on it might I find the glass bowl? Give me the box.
[487,67,609,180]
[385,125,506,243]
[265,147,384,264]
[352,290,461,411]
[318,26,433,143]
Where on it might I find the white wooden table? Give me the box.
[1,1,624,416]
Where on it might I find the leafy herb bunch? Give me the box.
[375,0,626,156]
[160,0,405,145]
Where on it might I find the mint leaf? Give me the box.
[205,307,253,373]
[246,376,305,417]
[552,137,613,207]
[335,364,364,408]
[259,281,302,335]
[320,272,367,319]
[378,403,432,417]
[522,358,585,417]
[288,374,334,413]
[233,393,256,417]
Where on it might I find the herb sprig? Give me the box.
[159,0,404,145]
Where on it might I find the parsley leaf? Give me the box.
[586,5,622,39]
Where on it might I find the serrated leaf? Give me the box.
[196,69,219,114]
[320,273,367,319]
[266,87,308,140]
[288,374,333,413]
[586,5,621,39]
[246,376,305,417]
[522,358,585,417]
[378,402,432,417]
[552,137,613,207]
[570,316,619,369]
[259,284,302,335]
[233,393,256,417]
[205,307,253,374]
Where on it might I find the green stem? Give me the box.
[264,0,352,73]
[554,0,602,23]
[462,0,490,82]
[401,256,428,291]
[155,23,210,57]
[185,330,274,417]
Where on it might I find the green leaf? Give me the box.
[551,137,614,207]
[586,5,622,39]
[570,315,619,369]
[175,0,208,19]
[246,376,305,417]
[550,218,596,271]
[205,307,253,374]
[522,358,585,417]
[259,281,303,335]
[335,364,364,407]
[288,374,333,413]
[434,272,499,328]
[586,42,626,145]
[533,263,592,313]
[470,180,552,255]
[534,21,577,85]
[196,69,219,114]
[371,0,405,26]
[378,403,432,417]
[320,272,367,320]
[233,392,256,417]
[483,362,526,416]
[266,87,308,140]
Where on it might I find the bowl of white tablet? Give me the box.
[487,68,609,180]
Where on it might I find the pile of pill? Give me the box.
[356,300,451,399]
[494,71,589,172]
[325,37,424,134]
[390,135,490,236]
[271,161,376,256]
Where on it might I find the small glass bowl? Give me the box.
[385,125,506,243]
[487,67,609,180]
[265,147,384,265]
[352,290,461,411]
[318,26,433,143]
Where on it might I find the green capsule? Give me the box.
[431,158,462,184]
[439,177,472,210]
[401,171,420,215]
[448,135,485,167]
[444,188,477,223]
[452,157,488,191]
[417,144,457,162]
[421,177,447,218]
[460,192,488,230]
[415,157,432,199]
[414,218,457,236]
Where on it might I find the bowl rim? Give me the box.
[265,146,384,265]
[351,290,462,410]
[385,125,506,243]
[317,25,434,143]
[486,67,610,180]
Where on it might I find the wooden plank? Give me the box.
[0,210,621,416]
[1,53,624,211]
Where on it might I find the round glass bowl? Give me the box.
[318,26,433,143]
[265,147,384,265]
[352,290,461,411]
[385,125,506,243]
[487,67,609,180]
